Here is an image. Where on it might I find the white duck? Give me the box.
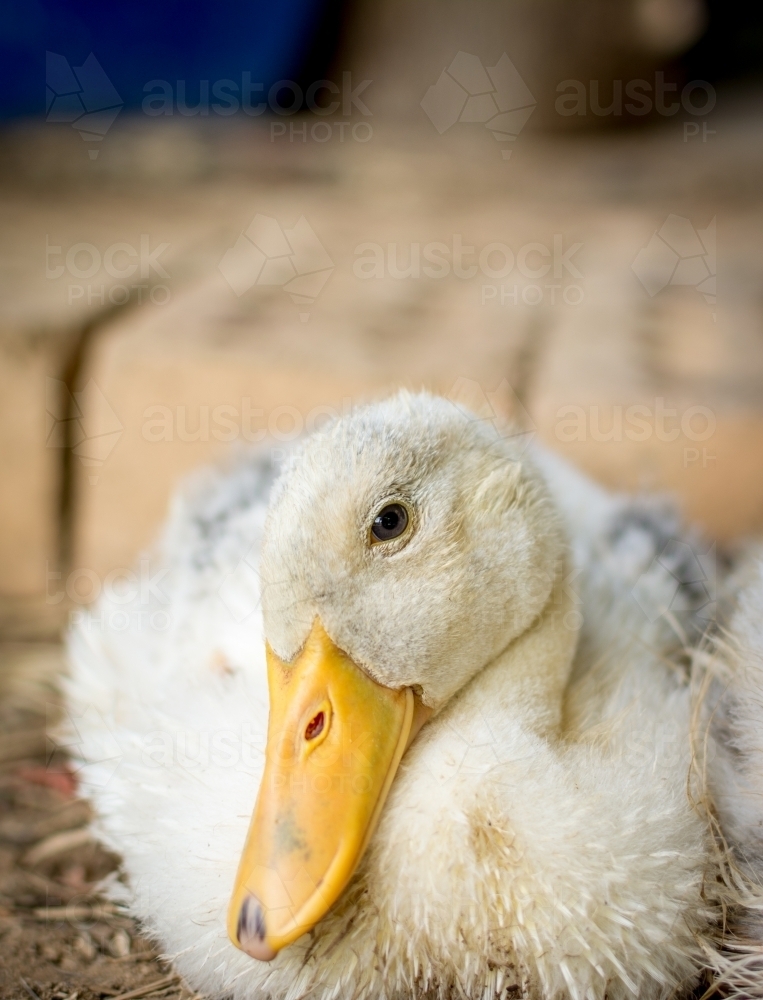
[65,391,763,1000]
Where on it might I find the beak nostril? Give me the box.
[237,895,267,943]
[237,895,277,960]
[305,711,325,741]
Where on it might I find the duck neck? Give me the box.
[463,557,579,740]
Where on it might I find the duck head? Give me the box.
[228,392,566,960]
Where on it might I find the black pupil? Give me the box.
[372,504,408,541]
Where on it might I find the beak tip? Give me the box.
[236,895,277,962]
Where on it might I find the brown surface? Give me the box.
[0,648,185,1000]
[0,186,248,611]
[59,115,763,579]
[2,110,763,612]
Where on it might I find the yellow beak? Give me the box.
[228,618,429,960]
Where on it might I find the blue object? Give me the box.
[0,0,331,118]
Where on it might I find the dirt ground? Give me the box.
[0,657,194,1000]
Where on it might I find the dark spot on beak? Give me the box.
[237,895,275,961]
[238,895,266,940]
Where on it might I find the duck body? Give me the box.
[65,393,758,999]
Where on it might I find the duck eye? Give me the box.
[371,503,409,542]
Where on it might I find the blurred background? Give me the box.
[0,0,762,990]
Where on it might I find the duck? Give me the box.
[64,390,763,1000]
